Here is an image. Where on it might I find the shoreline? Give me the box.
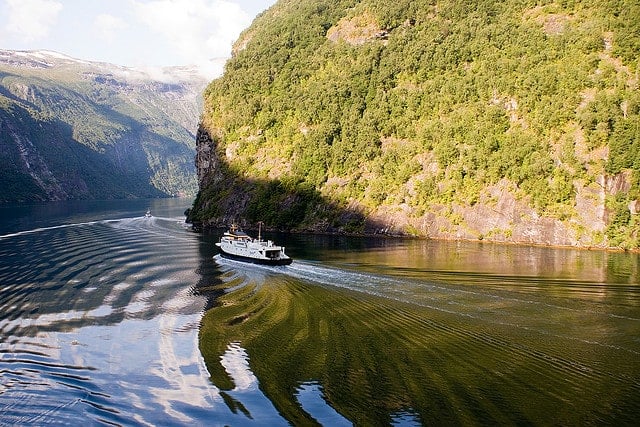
[189,220,640,254]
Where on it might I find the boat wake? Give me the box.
[214,255,640,359]
[0,219,121,240]
[216,255,501,316]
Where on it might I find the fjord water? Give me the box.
[1,200,639,425]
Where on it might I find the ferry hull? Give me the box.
[218,248,293,266]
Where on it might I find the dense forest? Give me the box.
[190,0,640,249]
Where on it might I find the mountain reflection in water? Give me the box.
[201,253,640,426]
[0,199,639,425]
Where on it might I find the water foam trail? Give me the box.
[0,218,135,240]
[285,260,640,322]
[215,256,413,294]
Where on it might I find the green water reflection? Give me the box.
[198,265,640,425]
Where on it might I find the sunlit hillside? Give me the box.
[190,0,640,249]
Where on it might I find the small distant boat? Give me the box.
[144,210,152,218]
[216,223,292,266]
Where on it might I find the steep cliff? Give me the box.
[190,0,640,249]
[0,50,207,202]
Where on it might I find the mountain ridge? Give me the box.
[0,49,209,202]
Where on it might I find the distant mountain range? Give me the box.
[0,49,209,202]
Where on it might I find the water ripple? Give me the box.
[0,212,215,424]
[2,205,640,425]
[209,254,640,424]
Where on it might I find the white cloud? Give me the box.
[130,0,251,76]
[5,0,63,42]
[94,13,128,43]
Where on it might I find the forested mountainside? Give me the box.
[0,50,207,202]
[189,0,640,249]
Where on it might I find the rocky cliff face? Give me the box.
[194,125,221,190]
[0,50,207,202]
[189,125,253,227]
[369,178,610,247]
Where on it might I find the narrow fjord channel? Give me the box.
[1,199,639,425]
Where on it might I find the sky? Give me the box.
[0,0,277,78]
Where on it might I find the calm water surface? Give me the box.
[0,199,639,425]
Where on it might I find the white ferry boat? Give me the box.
[215,224,293,266]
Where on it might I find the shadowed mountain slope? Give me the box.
[0,50,208,202]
